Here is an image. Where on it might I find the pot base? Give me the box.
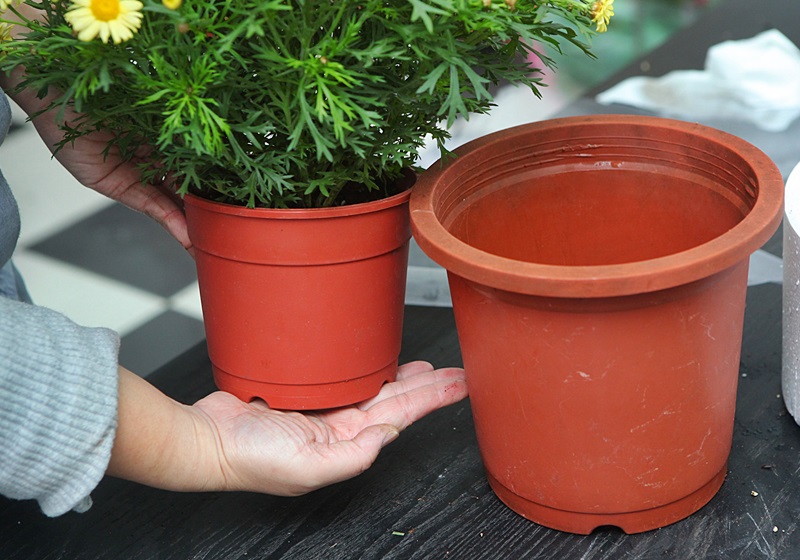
[212,360,398,410]
[487,465,727,535]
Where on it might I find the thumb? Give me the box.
[354,423,401,454]
[296,424,400,491]
[318,424,400,486]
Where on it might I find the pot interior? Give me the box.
[412,117,784,297]
[444,163,747,267]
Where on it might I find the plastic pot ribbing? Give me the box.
[410,115,783,534]
[184,189,411,410]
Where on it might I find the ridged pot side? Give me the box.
[410,115,783,534]
[185,188,412,410]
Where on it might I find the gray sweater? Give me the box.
[0,91,119,516]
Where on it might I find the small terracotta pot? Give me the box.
[184,188,411,410]
[410,115,783,534]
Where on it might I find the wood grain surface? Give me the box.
[2,286,798,559]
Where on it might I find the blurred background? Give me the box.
[0,0,723,376]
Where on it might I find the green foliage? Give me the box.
[1,0,598,208]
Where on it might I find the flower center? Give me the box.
[89,0,120,22]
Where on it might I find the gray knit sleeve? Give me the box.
[0,296,119,517]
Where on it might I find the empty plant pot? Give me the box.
[410,115,783,534]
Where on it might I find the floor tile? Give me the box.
[408,238,440,269]
[0,122,113,247]
[12,249,166,335]
[119,310,206,377]
[406,265,452,307]
[169,281,204,321]
[29,202,198,297]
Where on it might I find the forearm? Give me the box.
[107,367,224,492]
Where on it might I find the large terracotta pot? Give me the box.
[184,188,411,410]
[410,115,783,534]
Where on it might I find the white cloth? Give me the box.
[596,30,800,132]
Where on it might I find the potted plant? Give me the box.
[0,0,608,409]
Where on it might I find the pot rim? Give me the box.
[184,184,412,220]
[410,115,785,298]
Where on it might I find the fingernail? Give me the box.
[382,427,400,447]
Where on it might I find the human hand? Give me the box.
[2,66,192,252]
[189,361,468,495]
[45,126,192,253]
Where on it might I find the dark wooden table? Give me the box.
[3,0,800,558]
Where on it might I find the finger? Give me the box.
[155,180,185,207]
[125,186,194,252]
[158,205,193,254]
[363,372,468,431]
[96,162,192,252]
[358,366,465,411]
[247,397,272,412]
[396,360,435,380]
[356,361,441,411]
[136,189,193,251]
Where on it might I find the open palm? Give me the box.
[190,361,468,495]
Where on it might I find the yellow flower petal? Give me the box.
[162,0,182,9]
[65,0,143,44]
[0,23,12,41]
[0,0,21,13]
[591,0,614,33]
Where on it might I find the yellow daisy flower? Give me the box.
[591,0,614,33]
[162,0,182,9]
[65,0,144,44]
[0,0,21,12]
